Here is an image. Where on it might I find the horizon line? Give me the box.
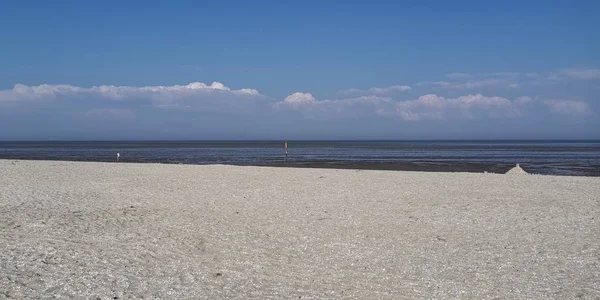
[1,139,599,143]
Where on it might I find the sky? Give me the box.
[0,0,598,140]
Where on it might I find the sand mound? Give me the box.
[506,163,528,175]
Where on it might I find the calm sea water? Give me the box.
[1,140,599,176]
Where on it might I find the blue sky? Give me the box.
[0,0,598,140]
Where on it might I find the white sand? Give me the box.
[0,160,599,299]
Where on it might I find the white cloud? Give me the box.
[0,84,80,102]
[483,72,520,78]
[276,91,590,121]
[515,96,532,105]
[338,85,411,96]
[417,68,600,91]
[542,99,590,115]
[416,81,452,87]
[1,77,593,123]
[0,81,262,103]
[272,92,317,110]
[282,92,317,104]
[368,85,411,94]
[417,78,510,89]
[457,79,507,89]
[559,68,600,80]
[0,81,267,116]
[390,94,520,120]
[274,94,393,118]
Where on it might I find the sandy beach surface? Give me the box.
[0,160,598,299]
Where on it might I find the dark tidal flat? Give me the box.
[0,140,599,176]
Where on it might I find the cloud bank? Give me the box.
[337,85,411,96]
[274,93,588,120]
[0,67,597,139]
[418,68,600,90]
[1,81,261,103]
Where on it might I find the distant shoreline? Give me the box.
[1,139,599,143]
[2,158,598,176]
[1,140,598,176]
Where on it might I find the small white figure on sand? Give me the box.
[116,152,120,162]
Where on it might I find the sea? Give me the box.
[1,140,599,176]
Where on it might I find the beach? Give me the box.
[0,160,599,299]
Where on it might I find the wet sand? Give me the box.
[267,160,518,174]
[1,160,599,299]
